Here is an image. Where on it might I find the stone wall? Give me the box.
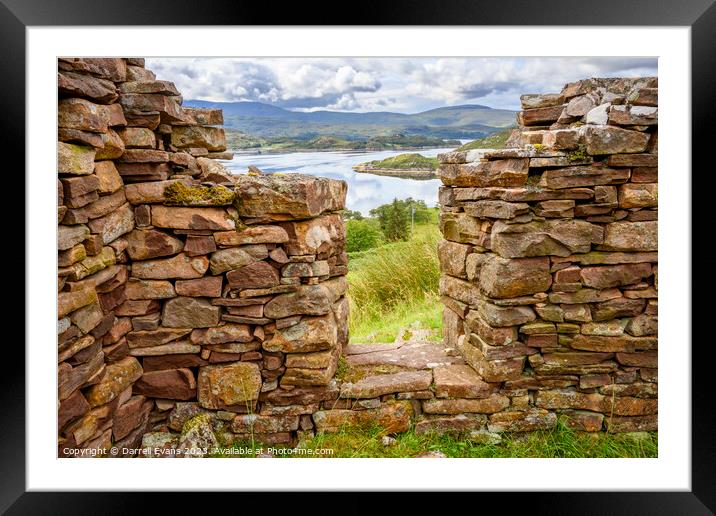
[57,58,348,456]
[437,77,658,433]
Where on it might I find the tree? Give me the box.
[340,209,364,221]
[403,197,431,224]
[372,198,409,242]
[346,219,382,252]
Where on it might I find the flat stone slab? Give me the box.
[433,364,494,399]
[340,370,433,399]
[345,341,464,370]
[343,342,403,355]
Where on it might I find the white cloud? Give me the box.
[146,57,657,113]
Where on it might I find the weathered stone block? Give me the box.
[131,253,208,280]
[618,183,658,208]
[133,368,196,400]
[582,125,649,155]
[151,205,236,231]
[58,142,96,175]
[263,315,337,353]
[58,98,110,133]
[439,159,528,187]
[175,276,223,297]
[125,278,176,300]
[422,395,510,415]
[517,105,564,125]
[190,324,253,345]
[340,371,432,399]
[126,229,184,261]
[234,174,346,220]
[87,203,134,244]
[464,200,530,219]
[209,247,256,275]
[84,356,142,408]
[540,166,630,189]
[580,263,652,289]
[162,297,220,328]
[487,409,557,433]
[479,256,551,298]
[601,221,657,251]
[312,401,412,433]
[171,125,226,152]
[197,362,262,410]
[280,214,345,255]
[226,261,280,290]
[491,219,603,258]
[214,226,289,246]
[433,364,493,399]
[608,105,657,126]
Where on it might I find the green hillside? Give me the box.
[186,100,516,141]
[457,128,514,151]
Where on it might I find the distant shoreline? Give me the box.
[229,145,457,157]
[351,165,437,180]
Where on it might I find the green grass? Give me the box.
[214,419,657,458]
[347,221,441,343]
[363,153,438,171]
[350,295,443,343]
[457,128,513,151]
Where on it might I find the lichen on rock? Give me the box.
[163,181,235,206]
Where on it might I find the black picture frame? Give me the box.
[6,0,713,512]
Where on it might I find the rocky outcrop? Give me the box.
[437,77,658,434]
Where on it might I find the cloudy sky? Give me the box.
[146,57,657,113]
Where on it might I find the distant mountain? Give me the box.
[184,100,517,140]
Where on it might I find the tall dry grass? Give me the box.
[347,224,441,339]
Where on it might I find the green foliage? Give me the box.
[457,128,513,151]
[346,219,382,253]
[364,153,438,170]
[370,198,409,242]
[369,198,433,233]
[340,209,364,221]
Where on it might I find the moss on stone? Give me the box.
[567,144,588,162]
[163,182,235,206]
[181,413,213,438]
[335,356,349,381]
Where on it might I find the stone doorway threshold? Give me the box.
[314,327,518,440]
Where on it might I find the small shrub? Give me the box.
[346,219,382,253]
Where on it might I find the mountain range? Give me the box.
[183,100,517,140]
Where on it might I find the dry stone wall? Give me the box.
[57,58,349,456]
[437,77,658,433]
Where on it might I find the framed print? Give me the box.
[6,0,714,512]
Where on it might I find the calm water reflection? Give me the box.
[219,146,460,215]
